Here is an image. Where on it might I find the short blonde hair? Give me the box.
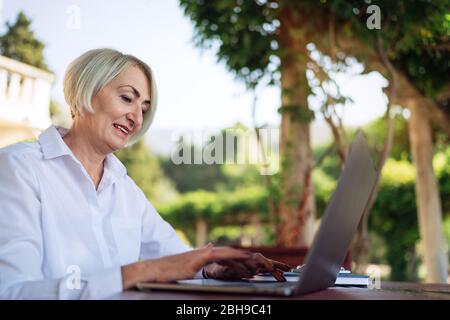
[63,48,158,146]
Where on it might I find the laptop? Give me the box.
[137,131,377,296]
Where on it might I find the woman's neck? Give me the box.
[62,124,106,189]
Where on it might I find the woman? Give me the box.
[0,48,291,299]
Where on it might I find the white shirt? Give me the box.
[0,126,192,299]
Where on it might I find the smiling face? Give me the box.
[76,65,151,154]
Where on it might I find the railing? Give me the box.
[0,55,54,130]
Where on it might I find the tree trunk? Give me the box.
[277,9,316,247]
[408,101,448,283]
[278,63,315,247]
[195,218,207,248]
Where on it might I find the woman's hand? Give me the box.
[203,249,293,282]
[121,245,252,289]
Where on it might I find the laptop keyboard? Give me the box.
[190,279,297,289]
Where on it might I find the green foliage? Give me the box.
[314,116,450,280]
[314,151,449,281]
[178,1,449,279]
[217,163,263,191]
[157,185,268,232]
[326,0,450,98]
[368,152,450,281]
[160,124,265,193]
[49,100,61,118]
[363,112,411,161]
[315,114,412,182]
[181,0,450,99]
[160,147,227,193]
[209,224,274,246]
[364,115,450,280]
[157,123,269,245]
[435,147,450,214]
[370,158,420,281]
[115,140,178,206]
[313,167,337,218]
[0,11,49,70]
[179,0,279,87]
[209,225,244,245]
[443,216,450,247]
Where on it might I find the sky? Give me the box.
[0,0,389,151]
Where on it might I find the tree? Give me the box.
[0,11,49,70]
[158,185,269,246]
[254,0,449,281]
[161,123,264,193]
[179,1,449,281]
[316,116,450,280]
[180,0,317,246]
[312,0,450,283]
[160,142,228,193]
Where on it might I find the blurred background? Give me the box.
[0,0,448,283]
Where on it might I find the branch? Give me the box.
[358,34,397,236]
[323,113,346,169]
[313,143,335,168]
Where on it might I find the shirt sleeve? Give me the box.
[0,152,123,299]
[140,199,209,279]
[139,201,192,260]
[139,201,207,279]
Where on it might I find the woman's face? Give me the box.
[78,65,151,153]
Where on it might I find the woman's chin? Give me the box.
[108,138,127,152]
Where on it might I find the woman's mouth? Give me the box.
[113,123,131,137]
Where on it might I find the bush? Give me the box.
[371,159,420,281]
[369,153,450,281]
[157,186,268,231]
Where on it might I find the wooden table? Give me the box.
[109,282,450,300]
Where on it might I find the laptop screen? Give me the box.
[296,132,377,295]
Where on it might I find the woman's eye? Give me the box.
[121,95,132,103]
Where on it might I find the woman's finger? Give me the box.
[250,253,293,272]
[271,268,287,282]
[248,253,291,282]
[271,260,293,272]
[252,253,275,272]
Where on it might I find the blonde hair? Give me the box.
[63,48,158,146]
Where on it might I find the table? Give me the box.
[109,282,450,300]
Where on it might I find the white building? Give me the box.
[0,55,54,147]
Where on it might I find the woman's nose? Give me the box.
[126,117,135,130]
[126,108,142,130]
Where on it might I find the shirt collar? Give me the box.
[104,153,127,180]
[38,125,127,179]
[38,125,72,159]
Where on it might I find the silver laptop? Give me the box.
[137,131,377,296]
